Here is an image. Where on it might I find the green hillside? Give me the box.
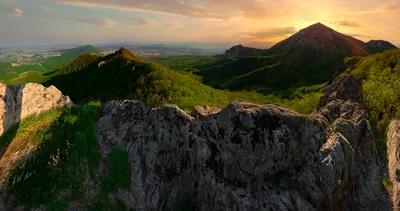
[43,48,320,114]
[197,55,280,89]
[44,48,271,110]
[352,49,400,130]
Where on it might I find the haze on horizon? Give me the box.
[1,0,399,48]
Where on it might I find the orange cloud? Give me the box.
[0,6,22,17]
[241,27,297,41]
[66,17,117,28]
[330,20,362,28]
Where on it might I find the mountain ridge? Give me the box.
[197,23,397,94]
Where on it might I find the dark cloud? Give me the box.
[330,20,362,28]
[347,33,371,38]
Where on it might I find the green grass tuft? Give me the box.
[2,103,101,209]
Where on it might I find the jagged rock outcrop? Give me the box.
[95,73,390,210]
[0,83,71,135]
[387,120,400,208]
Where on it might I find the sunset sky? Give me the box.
[1,0,399,48]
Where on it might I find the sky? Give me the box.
[0,0,399,48]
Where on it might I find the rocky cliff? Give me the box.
[0,83,71,135]
[94,73,390,210]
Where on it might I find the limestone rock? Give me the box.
[94,74,390,210]
[317,73,363,110]
[0,83,71,135]
[387,120,400,208]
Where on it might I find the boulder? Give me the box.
[0,83,71,135]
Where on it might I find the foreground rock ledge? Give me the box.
[0,83,72,135]
[95,75,390,211]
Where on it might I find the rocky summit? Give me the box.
[94,73,390,210]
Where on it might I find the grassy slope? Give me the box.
[0,64,49,84]
[0,103,133,210]
[197,55,281,89]
[352,49,400,130]
[147,55,216,73]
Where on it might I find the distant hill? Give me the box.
[366,40,398,54]
[42,45,101,71]
[215,44,264,59]
[197,23,396,95]
[59,44,100,54]
[43,48,270,109]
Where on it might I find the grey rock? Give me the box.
[0,83,72,135]
[94,74,389,210]
[387,120,400,208]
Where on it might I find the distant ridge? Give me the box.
[367,40,398,54]
[215,44,264,59]
[59,44,100,54]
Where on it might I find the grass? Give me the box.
[351,49,400,132]
[1,70,49,84]
[102,148,131,193]
[89,148,132,211]
[2,102,101,209]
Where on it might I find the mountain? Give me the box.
[215,44,264,59]
[197,23,395,95]
[366,40,398,54]
[43,48,271,109]
[265,23,369,57]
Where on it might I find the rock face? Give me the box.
[387,120,400,208]
[95,73,390,210]
[0,83,71,135]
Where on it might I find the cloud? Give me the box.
[0,6,22,17]
[347,33,371,39]
[243,27,297,40]
[162,20,183,28]
[330,20,362,28]
[66,17,117,28]
[125,18,157,27]
[380,1,400,11]
[51,0,268,19]
[40,5,50,11]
